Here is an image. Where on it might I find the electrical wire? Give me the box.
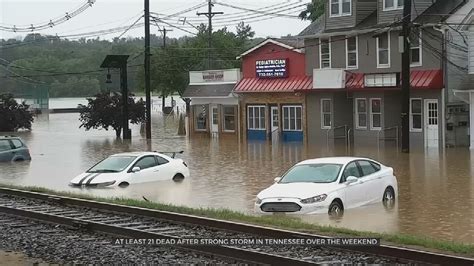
[116,15,144,39]
[0,0,96,32]
[214,1,305,19]
[151,1,302,23]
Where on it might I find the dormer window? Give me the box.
[383,0,403,11]
[330,0,351,17]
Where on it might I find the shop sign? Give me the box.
[202,71,224,82]
[256,59,287,78]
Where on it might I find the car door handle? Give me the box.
[153,170,159,172]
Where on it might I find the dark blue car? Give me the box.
[0,136,31,162]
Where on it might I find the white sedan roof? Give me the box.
[110,151,170,158]
[297,157,378,165]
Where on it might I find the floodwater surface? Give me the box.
[0,104,473,244]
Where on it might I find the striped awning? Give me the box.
[346,70,443,90]
[234,76,312,93]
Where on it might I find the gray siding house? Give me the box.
[300,0,466,150]
[446,1,474,149]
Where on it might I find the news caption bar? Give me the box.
[113,238,381,246]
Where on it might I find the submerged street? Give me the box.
[0,106,472,244]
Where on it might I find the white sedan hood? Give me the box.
[257,182,339,200]
[70,172,120,185]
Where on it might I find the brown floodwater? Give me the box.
[0,111,473,244]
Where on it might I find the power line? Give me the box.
[116,15,144,39]
[151,1,301,23]
[156,3,306,26]
[151,17,197,36]
[214,1,305,19]
[0,0,96,32]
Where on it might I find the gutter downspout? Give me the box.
[433,25,448,149]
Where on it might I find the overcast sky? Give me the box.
[0,0,311,41]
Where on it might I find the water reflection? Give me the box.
[0,112,473,243]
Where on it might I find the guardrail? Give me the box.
[377,126,399,150]
[326,125,352,152]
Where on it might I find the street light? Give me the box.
[100,55,131,140]
[105,68,112,84]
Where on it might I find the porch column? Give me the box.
[470,92,474,149]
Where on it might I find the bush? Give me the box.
[78,92,145,137]
[0,93,34,132]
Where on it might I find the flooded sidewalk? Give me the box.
[0,112,473,244]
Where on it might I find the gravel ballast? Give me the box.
[0,193,410,264]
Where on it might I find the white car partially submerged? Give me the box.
[70,151,189,187]
[255,157,397,216]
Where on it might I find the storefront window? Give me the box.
[223,106,235,132]
[282,106,302,131]
[194,105,207,131]
[248,106,265,130]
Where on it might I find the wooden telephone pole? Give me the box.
[158,27,173,112]
[401,0,412,153]
[144,0,151,139]
[197,0,223,69]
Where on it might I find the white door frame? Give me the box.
[210,105,218,134]
[424,99,439,148]
[270,106,279,133]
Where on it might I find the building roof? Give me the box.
[237,38,304,59]
[234,76,312,93]
[182,83,236,98]
[298,16,325,36]
[414,0,466,24]
[300,0,466,38]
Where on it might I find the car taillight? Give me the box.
[182,161,187,167]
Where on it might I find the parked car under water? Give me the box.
[69,151,190,188]
[0,136,31,162]
[255,157,398,216]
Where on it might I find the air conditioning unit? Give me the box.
[313,69,346,89]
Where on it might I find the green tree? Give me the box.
[299,0,325,22]
[78,92,146,138]
[236,21,255,45]
[0,94,34,132]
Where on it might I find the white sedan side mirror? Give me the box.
[132,167,141,173]
[274,177,281,183]
[346,176,358,184]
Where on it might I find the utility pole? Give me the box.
[197,0,223,69]
[144,0,152,140]
[158,28,173,48]
[158,27,173,113]
[401,0,412,153]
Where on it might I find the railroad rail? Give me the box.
[0,187,472,265]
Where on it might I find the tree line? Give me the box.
[1,22,259,98]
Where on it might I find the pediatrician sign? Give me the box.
[256,59,288,78]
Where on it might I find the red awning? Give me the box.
[346,70,443,90]
[234,76,312,93]
[410,69,443,89]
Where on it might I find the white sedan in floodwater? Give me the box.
[255,157,397,216]
[70,151,189,187]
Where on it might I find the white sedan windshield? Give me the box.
[88,156,136,173]
[279,164,343,183]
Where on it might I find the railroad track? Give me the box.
[0,187,472,265]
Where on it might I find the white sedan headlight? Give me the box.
[300,194,327,204]
[255,197,262,204]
